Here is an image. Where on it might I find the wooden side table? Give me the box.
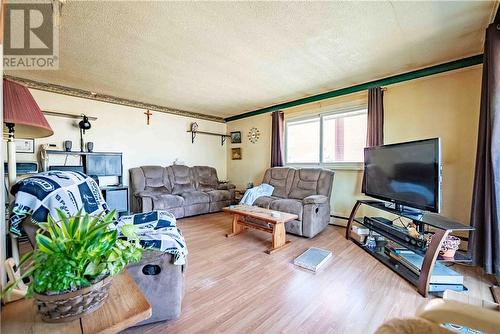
[1,271,151,334]
[234,189,247,203]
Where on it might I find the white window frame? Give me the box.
[284,105,367,170]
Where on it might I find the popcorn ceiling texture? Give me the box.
[6,1,495,118]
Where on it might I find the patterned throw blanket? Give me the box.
[9,171,188,265]
[9,171,108,236]
[116,211,188,265]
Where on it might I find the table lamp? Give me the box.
[79,114,91,152]
[3,78,53,267]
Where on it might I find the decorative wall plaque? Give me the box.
[248,127,260,143]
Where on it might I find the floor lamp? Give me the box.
[3,79,53,265]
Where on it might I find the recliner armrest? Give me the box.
[134,191,158,198]
[303,195,328,205]
[217,183,236,190]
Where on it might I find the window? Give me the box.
[286,117,320,163]
[322,110,367,163]
[285,108,367,166]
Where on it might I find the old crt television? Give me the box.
[363,138,442,213]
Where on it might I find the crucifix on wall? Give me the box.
[144,110,152,125]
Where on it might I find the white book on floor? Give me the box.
[294,247,332,272]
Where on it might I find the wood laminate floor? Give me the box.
[125,212,495,334]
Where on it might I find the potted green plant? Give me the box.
[2,209,143,323]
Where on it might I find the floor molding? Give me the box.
[4,75,225,123]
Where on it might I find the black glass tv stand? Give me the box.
[391,203,423,215]
[345,200,474,297]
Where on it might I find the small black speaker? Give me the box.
[86,142,94,152]
[64,140,72,152]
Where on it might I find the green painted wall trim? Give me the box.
[225,54,483,122]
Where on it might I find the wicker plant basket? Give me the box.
[34,275,113,323]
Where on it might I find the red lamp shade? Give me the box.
[3,78,53,138]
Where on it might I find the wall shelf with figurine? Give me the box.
[187,122,231,146]
[345,200,474,297]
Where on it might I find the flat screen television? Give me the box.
[363,138,442,213]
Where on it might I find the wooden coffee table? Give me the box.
[224,205,298,254]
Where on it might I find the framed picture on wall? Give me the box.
[15,139,35,153]
[230,131,241,144]
[231,148,242,160]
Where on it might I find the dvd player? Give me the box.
[363,216,426,250]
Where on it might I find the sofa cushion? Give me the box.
[181,191,210,205]
[192,166,219,192]
[143,166,170,189]
[269,199,303,220]
[207,190,232,202]
[152,194,185,210]
[168,165,195,195]
[184,203,209,216]
[253,196,279,209]
[136,189,168,198]
[262,167,295,198]
[288,169,321,199]
[130,166,170,193]
[288,168,334,199]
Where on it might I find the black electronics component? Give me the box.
[364,138,441,213]
[4,162,38,175]
[48,165,85,173]
[363,216,427,250]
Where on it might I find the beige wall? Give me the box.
[226,66,482,226]
[7,89,228,186]
[384,67,481,225]
[226,113,271,188]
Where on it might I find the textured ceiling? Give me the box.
[6,1,496,118]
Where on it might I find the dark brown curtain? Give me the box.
[366,87,384,147]
[362,87,384,193]
[469,23,500,277]
[271,110,284,167]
